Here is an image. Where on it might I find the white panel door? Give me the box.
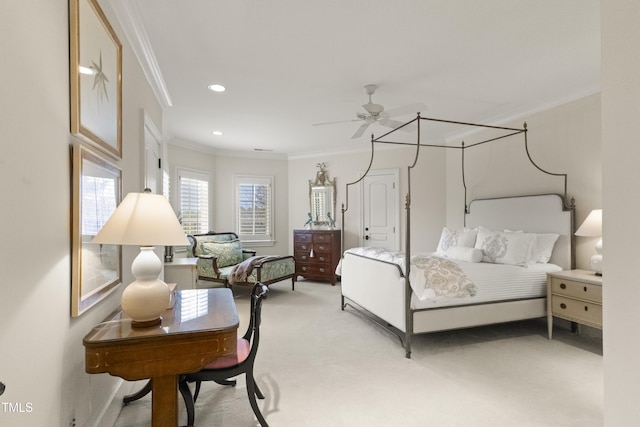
[362,169,398,250]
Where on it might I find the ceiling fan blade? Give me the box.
[312,118,361,127]
[379,118,406,129]
[351,123,370,139]
[384,102,428,118]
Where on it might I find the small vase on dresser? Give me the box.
[293,229,341,285]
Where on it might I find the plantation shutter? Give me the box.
[235,176,273,242]
[178,169,210,235]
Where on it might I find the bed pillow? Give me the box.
[474,226,535,266]
[531,233,560,263]
[504,230,559,263]
[201,239,243,268]
[435,227,477,256]
[444,246,483,263]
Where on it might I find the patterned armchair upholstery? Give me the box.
[188,232,296,290]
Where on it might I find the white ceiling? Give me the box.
[110,0,600,157]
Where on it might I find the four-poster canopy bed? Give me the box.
[338,114,575,358]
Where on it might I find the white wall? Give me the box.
[167,144,291,256]
[288,146,447,254]
[445,94,602,269]
[602,0,640,423]
[0,1,162,425]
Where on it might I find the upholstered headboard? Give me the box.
[465,194,575,270]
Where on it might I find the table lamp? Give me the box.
[92,189,190,327]
[575,209,602,276]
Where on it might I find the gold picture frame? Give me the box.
[71,143,122,317]
[70,0,122,159]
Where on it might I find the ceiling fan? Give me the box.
[313,84,427,139]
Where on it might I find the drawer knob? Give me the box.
[584,306,589,311]
[584,286,587,292]
[560,303,567,309]
[301,267,307,271]
[319,256,326,261]
[319,268,325,273]
[560,283,566,289]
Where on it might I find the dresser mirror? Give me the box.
[309,162,336,227]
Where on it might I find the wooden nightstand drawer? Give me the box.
[551,295,602,328]
[551,278,602,303]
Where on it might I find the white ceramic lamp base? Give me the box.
[590,238,603,276]
[123,246,170,328]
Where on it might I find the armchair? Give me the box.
[188,232,296,290]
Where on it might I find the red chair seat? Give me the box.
[203,338,250,369]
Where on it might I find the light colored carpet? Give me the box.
[114,280,603,427]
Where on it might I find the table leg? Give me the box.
[151,375,178,427]
[123,380,152,405]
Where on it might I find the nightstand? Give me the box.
[547,269,603,339]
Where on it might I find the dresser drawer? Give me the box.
[312,243,332,254]
[551,278,602,303]
[294,232,312,243]
[295,242,312,252]
[294,251,331,264]
[551,295,602,328]
[312,232,334,243]
[296,263,333,277]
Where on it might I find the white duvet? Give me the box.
[342,247,562,309]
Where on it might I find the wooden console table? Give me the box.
[83,288,239,427]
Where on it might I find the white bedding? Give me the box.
[341,247,561,310]
[412,260,561,309]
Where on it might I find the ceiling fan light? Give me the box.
[363,102,384,114]
[212,130,223,136]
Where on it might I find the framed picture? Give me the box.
[71,142,122,317]
[70,0,122,159]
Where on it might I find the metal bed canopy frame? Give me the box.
[340,113,572,253]
[339,113,574,356]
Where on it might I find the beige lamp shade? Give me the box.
[92,191,189,247]
[575,209,602,237]
[575,209,603,275]
[92,190,189,327]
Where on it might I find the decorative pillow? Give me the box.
[474,227,535,266]
[435,227,477,256]
[201,239,243,268]
[444,246,483,263]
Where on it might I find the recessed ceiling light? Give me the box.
[208,84,226,92]
[212,131,223,136]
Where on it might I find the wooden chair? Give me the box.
[179,283,270,427]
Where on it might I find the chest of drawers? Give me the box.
[546,269,603,339]
[293,229,341,285]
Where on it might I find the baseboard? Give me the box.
[93,379,142,427]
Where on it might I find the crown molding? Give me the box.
[109,0,172,108]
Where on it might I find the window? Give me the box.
[178,168,210,235]
[235,175,274,244]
